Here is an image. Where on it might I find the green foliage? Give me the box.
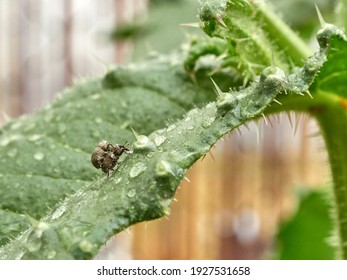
[0,54,212,258]
[1,0,347,259]
[276,190,334,260]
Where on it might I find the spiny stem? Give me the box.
[316,106,347,259]
[253,0,312,63]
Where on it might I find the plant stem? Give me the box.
[254,0,313,64]
[316,105,347,259]
[265,88,347,259]
[264,90,340,115]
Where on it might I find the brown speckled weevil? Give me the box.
[91,140,130,176]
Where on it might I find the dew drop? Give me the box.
[75,190,84,197]
[34,152,45,161]
[27,235,42,253]
[202,116,215,128]
[155,160,175,177]
[79,240,94,253]
[127,189,136,198]
[129,162,147,178]
[167,124,176,132]
[234,105,242,119]
[170,148,202,166]
[27,222,49,253]
[154,135,166,146]
[160,198,171,208]
[187,108,199,116]
[52,205,67,220]
[114,177,122,184]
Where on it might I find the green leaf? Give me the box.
[0,49,287,259]
[312,27,347,258]
[0,54,212,256]
[263,22,347,258]
[1,0,345,260]
[275,190,334,260]
[313,26,347,97]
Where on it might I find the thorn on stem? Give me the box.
[288,113,301,136]
[273,99,282,105]
[256,121,261,145]
[210,77,224,97]
[130,126,140,141]
[306,90,314,99]
[315,4,327,27]
[216,15,227,28]
[262,113,269,126]
[271,51,276,69]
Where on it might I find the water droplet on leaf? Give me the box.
[27,235,42,253]
[52,205,67,220]
[114,177,122,184]
[34,152,45,161]
[127,189,136,198]
[202,116,215,128]
[129,162,147,178]
[167,124,176,132]
[79,240,94,253]
[154,135,166,146]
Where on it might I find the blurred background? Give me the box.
[0,0,338,259]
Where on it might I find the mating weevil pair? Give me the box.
[91,140,130,176]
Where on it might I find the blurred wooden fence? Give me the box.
[0,0,328,260]
[0,0,146,119]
